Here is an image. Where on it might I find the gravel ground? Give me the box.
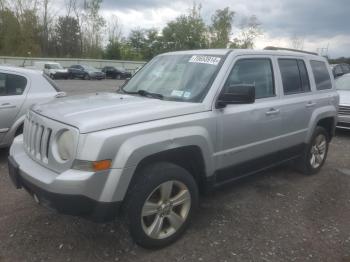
[0,80,350,262]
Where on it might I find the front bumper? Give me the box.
[8,136,122,222]
[337,114,350,130]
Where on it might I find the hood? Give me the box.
[338,90,350,106]
[31,93,207,133]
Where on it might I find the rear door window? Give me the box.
[0,73,27,96]
[310,60,332,90]
[278,59,310,95]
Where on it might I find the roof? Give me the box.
[0,65,43,76]
[162,48,323,59]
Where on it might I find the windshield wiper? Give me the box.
[137,89,164,100]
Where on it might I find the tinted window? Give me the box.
[225,58,274,99]
[0,73,27,96]
[279,59,310,95]
[298,60,310,91]
[310,60,332,90]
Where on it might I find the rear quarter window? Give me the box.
[310,60,332,90]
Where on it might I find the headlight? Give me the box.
[54,130,75,162]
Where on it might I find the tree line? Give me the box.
[0,0,262,61]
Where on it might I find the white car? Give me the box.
[33,62,69,79]
[335,73,350,129]
[0,66,62,148]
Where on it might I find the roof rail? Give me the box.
[264,46,318,56]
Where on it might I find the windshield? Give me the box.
[122,54,224,102]
[336,75,350,90]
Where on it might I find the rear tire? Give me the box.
[296,126,329,175]
[125,162,198,249]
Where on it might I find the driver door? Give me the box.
[215,56,284,181]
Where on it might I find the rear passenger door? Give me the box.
[0,71,28,143]
[277,57,315,147]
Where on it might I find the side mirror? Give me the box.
[216,84,255,108]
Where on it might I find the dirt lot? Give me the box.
[1,80,350,262]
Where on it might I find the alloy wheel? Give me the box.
[310,134,327,169]
[141,180,191,239]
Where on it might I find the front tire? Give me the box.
[296,126,329,175]
[125,162,198,248]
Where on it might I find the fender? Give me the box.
[306,105,337,143]
[101,126,215,202]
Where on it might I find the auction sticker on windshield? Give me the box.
[189,55,221,66]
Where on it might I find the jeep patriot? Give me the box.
[8,48,339,248]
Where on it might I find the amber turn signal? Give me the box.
[92,160,112,171]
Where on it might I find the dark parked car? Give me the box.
[101,66,132,79]
[331,63,350,78]
[68,65,106,80]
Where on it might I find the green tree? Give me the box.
[17,9,41,56]
[142,28,163,60]
[209,7,235,48]
[0,9,22,56]
[162,4,208,51]
[104,39,122,60]
[55,16,81,57]
[82,0,105,58]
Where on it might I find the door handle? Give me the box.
[306,101,316,108]
[265,108,280,116]
[0,103,16,109]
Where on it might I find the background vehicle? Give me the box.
[68,65,105,80]
[331,63,350,78]
[335,73,350,129]
[0,66,60,148]
[33,62,68,79]
[101,66,132,79]
[9,48,338,248]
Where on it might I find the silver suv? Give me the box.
[8,49,339,248]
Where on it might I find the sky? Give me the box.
[67,0,350,58]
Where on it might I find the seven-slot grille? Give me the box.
[23,114,52,164]
[339,106,350,115]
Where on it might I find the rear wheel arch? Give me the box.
[316,117,335,141]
